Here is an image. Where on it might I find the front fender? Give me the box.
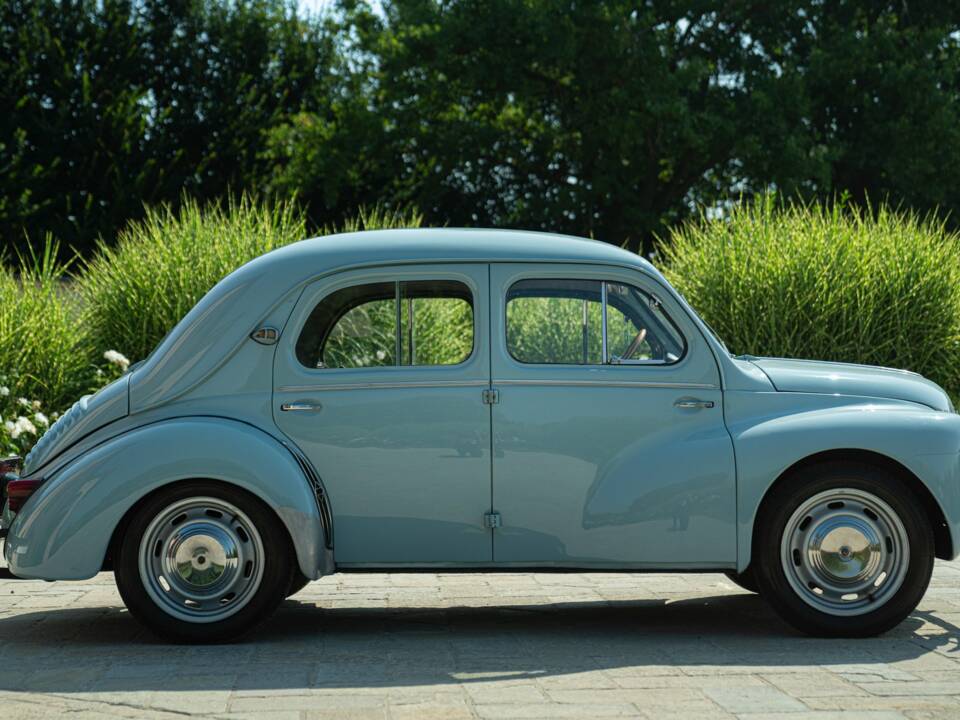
[4,417,332,581]
[727,392,960,570]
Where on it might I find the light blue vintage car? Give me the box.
[2,229,958,641]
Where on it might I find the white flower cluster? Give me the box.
[2,410,48,440]
[103,349,131,372]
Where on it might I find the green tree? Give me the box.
[0,0,154,254]
[0,0,339,257]
[759,2,960,215]
[271,0,791,251]
[266,0,960,252]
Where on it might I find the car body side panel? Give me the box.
[726,390,960,570]
[29,292,301,483]
[23,374,129,475]
[3,418,330,581]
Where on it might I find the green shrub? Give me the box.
[0,239,98,412]
[660,195,960,398]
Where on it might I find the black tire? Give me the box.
[753,461,934,637]
[115,481,295,643]
[287,572,311,598]
[724,567,760,594]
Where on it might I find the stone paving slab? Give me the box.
[0,558,958,718]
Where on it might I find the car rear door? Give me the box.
[489,263,737,567]
[274,263,494,565]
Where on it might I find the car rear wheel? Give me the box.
[754,461,934,637]
[115,481,294,642]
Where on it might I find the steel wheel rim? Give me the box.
[138,496,265,624]
[780,487,909,616]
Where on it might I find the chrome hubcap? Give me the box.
[139,497,264,623]
[781,488,909,616]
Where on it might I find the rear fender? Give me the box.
[4,417,331,581]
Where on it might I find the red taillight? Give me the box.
[6,478,43,513]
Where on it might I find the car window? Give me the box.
[604,281,685,363]
[506,279,604,364]
[296,280,473,369]
[505,278,685,365]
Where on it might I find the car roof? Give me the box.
[260,228,660,278]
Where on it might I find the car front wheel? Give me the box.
[115,481,294,642]
[754,461,934,637]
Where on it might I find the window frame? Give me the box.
[295,277,477,372]
[504,277,687,368]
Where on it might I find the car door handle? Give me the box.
[280,401,323,412]
[674,398,715,409]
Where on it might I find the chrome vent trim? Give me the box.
[285,443,333,549]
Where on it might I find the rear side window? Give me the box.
[296,280,474,369]
[506,278,685,365]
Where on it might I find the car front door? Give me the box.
[274,264,493,565]
[489,264,736,567]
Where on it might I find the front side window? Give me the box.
[296,280,474,369]
[506,278,685,365]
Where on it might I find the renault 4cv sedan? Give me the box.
[2,229,959,642]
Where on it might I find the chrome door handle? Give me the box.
[280,401,323,412]
[674,398,715,409]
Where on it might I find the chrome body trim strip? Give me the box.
[279,379,719,392]
[277,380,490,393]
[496,379,720,390]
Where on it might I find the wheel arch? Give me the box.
[750,449,953,565]
[103,477,297,574]
[4,417,332,581]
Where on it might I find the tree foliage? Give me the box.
[0,0,338,257]
[3,1,960,255]
[267,0,960,251]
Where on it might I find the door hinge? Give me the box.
[482,388,500,405]
[483,511,502,529]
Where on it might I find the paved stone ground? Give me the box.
[0,557,958,719]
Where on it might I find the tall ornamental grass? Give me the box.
[660,196,960,398]
[80,196,308,362]
[0,239,95,408]
[81,197,423,363]
[0,238,115,453]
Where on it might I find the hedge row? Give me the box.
[661,196,960,399]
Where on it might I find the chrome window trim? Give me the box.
[504,276,687,367]
[601,281,608,363]
[294,273,478,373]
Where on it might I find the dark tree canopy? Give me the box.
[0,0,338,257]
[2,0,960,256]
